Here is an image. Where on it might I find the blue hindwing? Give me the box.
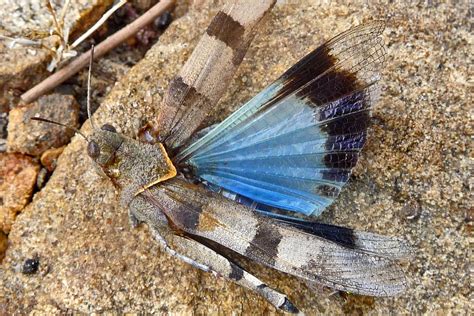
[176,22,385,218]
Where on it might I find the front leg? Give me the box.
[149,226,299,314]
[128,208,140,229]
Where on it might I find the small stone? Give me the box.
[22,257,40,274]
[131,0,159,12]
[36,167,49,190]
[0,139,6,153]
[400,200,422,220]
[0,231,7,262]
[7,93,80,156]
[40,146,65,172]
[0,153,40,233]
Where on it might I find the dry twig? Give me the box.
[21,0,175,104]
[70,0,127,49]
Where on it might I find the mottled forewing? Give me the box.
[146,178,411,297]
[148,0,275,151]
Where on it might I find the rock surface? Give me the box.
[7,93,79,156]
[0,36,59,113]
[0,153,40,234]
[0,0,114,111]
[0,1,471,314]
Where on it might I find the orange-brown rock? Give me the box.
[0,153,40,233]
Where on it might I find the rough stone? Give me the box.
[0,1,471,315]
[7,93,79,156]
[0,0,114,111]
[0,36,59,113]
[0,153,40,234]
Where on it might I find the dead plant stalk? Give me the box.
[21,0,175,104]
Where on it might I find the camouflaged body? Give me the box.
[88,129,176,206]
[82,1,411,313]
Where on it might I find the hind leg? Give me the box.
[148,226,299,313]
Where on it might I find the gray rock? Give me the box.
[7,93,80,156]
[0,37,58,112]
[0,1,470,314]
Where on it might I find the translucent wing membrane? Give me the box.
[177,22,386,217]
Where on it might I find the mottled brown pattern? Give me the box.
[160,76,212,144]
[162,189,202,232]
[198,208,224,232]
[245,220,282,266]
[278,220,359,251]
[231,37,252,66]
[206,11,245,52]
[141,1,276,150]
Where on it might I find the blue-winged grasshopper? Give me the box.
[34,0,411,312]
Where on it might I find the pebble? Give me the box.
[22,257,40,274]
[154,11,173,30]
[40,146,65,172]
[36,167,49,190]
[7,93,79,156]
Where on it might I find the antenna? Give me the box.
[87,45,97,130]
[30,117,89,141]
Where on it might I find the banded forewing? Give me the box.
[144,178,412,298]
[141,0,276,151]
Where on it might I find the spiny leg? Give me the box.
[148,226,299,313]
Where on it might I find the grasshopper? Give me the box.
[34,0,411,313]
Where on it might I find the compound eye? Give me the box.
[87,141,101,159]
[101,124,116,133]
